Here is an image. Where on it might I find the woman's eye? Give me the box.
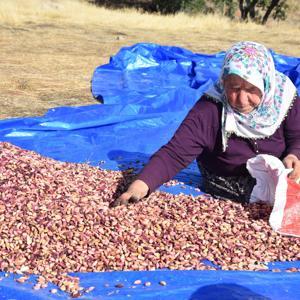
[229,86,240,91]
[247,87,257,93]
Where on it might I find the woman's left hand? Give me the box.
[283,154,300,183]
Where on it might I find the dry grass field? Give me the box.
[0,0,299,119]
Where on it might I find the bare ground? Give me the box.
[0,16,299,119]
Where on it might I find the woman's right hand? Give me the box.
[110,179,149,207]
[283,154,300,183]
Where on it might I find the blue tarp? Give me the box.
[1,265,300,300]
[0,43,300,299]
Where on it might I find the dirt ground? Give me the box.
[0,14,299,119]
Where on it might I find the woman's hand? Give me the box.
[283,154,300,183]
[110,179,149,207]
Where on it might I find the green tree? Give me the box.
[90,0,288,24]
[181,0,207,14]
[239,0,288,24]
[151,0,183,14]
[213,0,237,18]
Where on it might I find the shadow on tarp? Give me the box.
[107,149,203,192]
[189,284,270,300]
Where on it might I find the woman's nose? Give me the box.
[237,90,248,104]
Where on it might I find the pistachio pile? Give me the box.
[0,142,299,296]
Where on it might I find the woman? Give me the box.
[111,41,300,207]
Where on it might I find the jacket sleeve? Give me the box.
[284,95,300,159]
[137,98,219,193]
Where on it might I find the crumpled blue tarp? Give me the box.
[0,43,300,299]
[91,43,300,104]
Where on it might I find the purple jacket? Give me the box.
[138,95,300,193]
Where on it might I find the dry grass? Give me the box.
[0,0,299,119]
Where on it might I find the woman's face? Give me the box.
[223,74,262,114]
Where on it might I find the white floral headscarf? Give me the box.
[205,41,297,151]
